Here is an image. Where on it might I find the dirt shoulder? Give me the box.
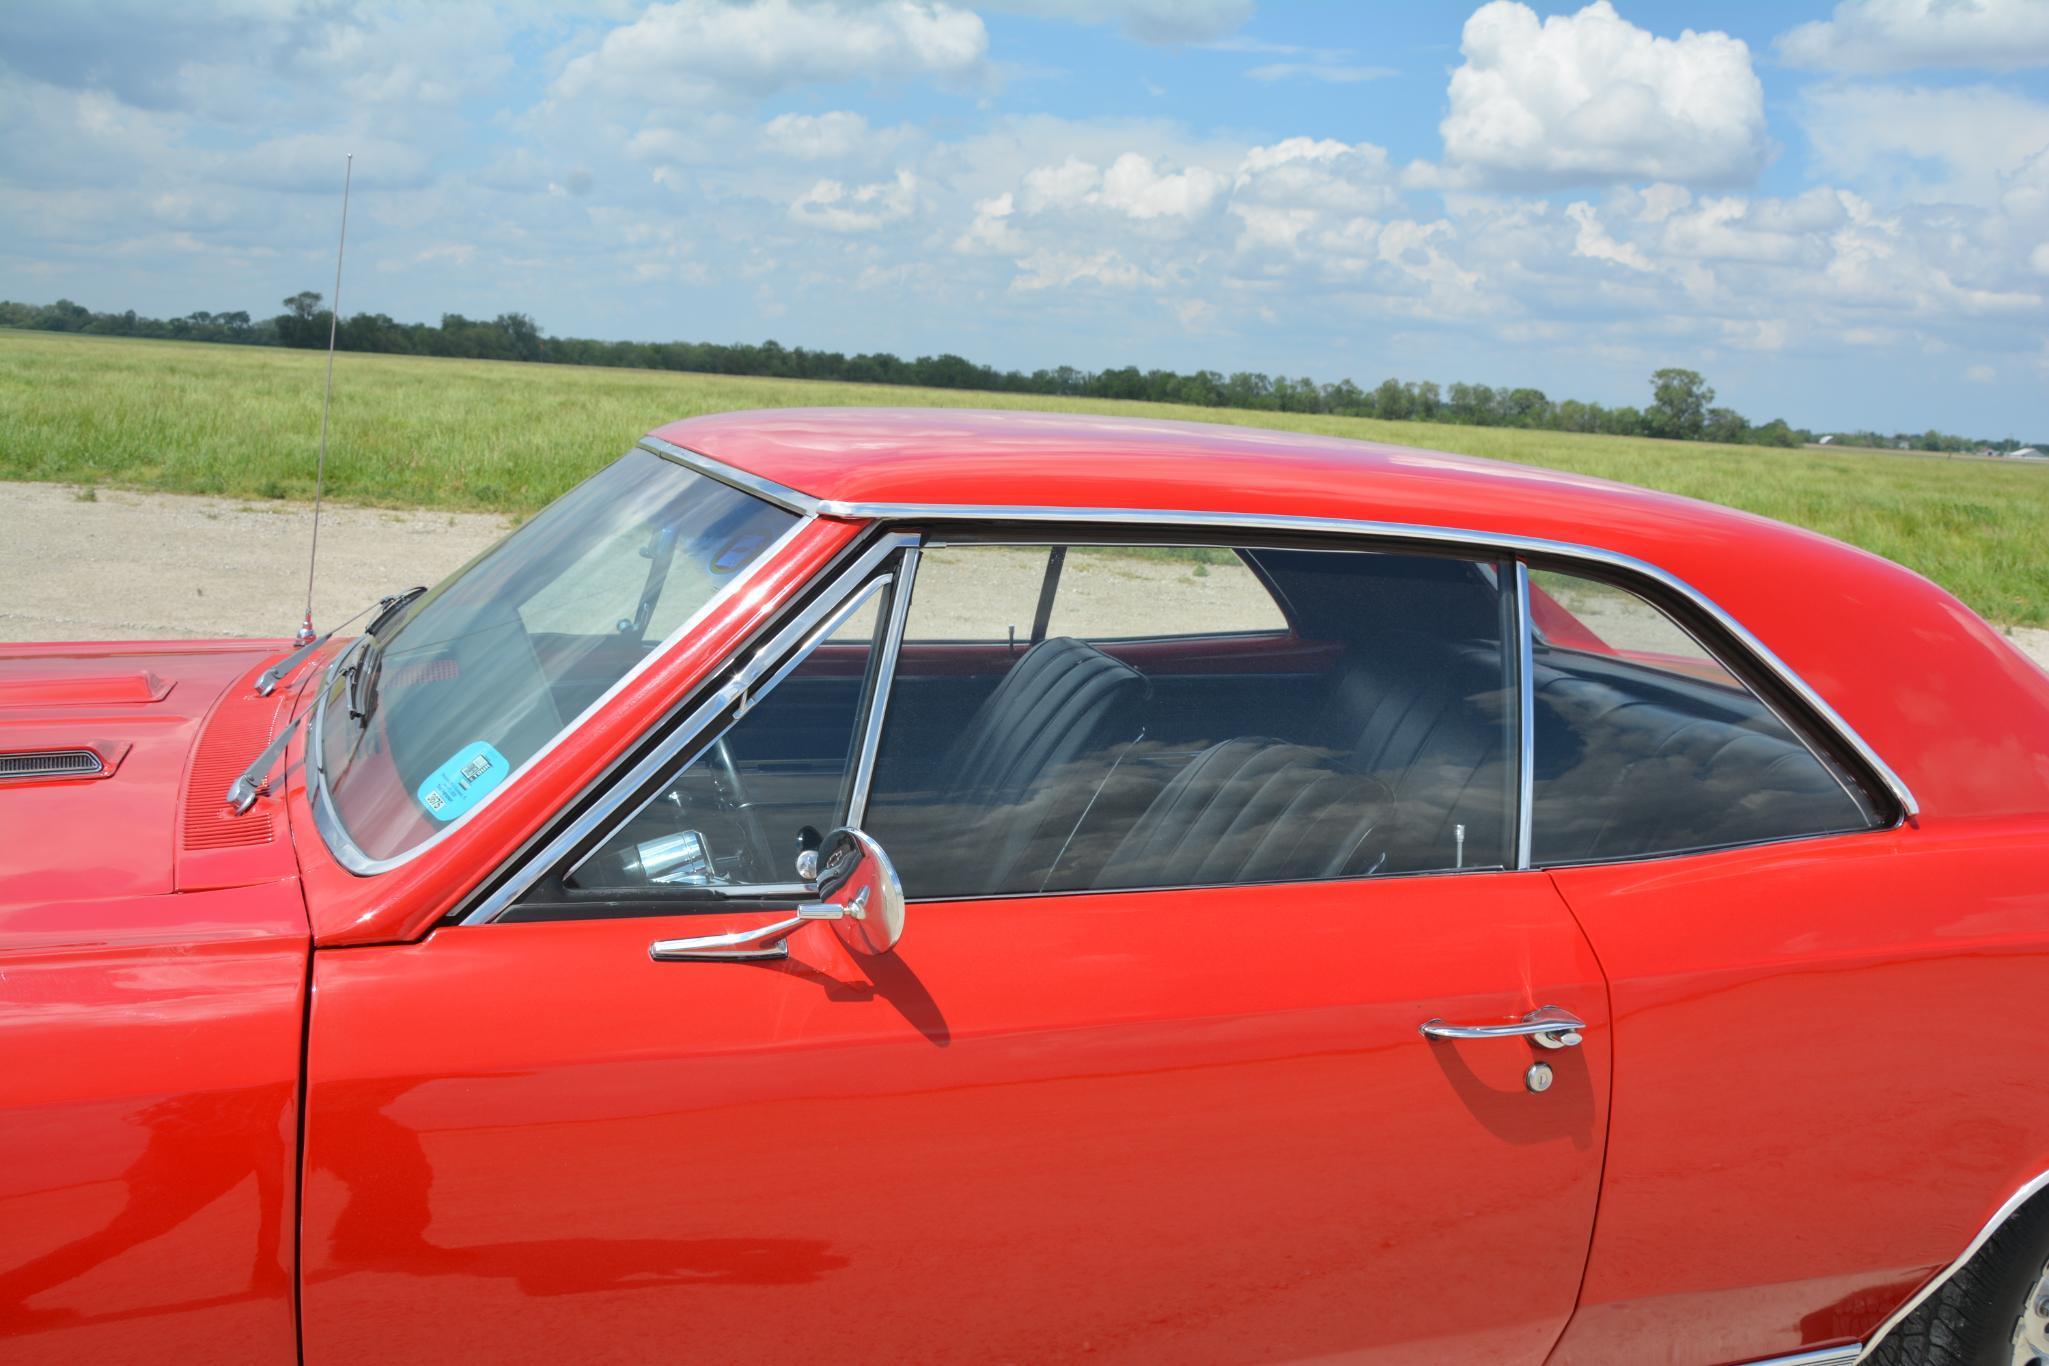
[0,481,510,643]
[4,479,2045,678]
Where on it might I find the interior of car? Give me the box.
[559,537,1883,908]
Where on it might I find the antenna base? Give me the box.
[294,611,317,647]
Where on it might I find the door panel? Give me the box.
[303,874,1610,1365]
[1544,826,2049,1365]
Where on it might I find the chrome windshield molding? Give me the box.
[813,500,1920,820]
[1856,1166,2049,1362]
[1513,561,1536,870]
[845,545,920,826]
[638,435,823,516]
[309,509,817,878]
[1744,1347,1863,1366]
[456,531,920,924]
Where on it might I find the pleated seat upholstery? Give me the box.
[878,636,1148,896]
[1099,738,1392,889]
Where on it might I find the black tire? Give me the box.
[1868,1192,2049,1366]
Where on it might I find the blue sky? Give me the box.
[1,1,2045,436]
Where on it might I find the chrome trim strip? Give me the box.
[1514,560,1536,870]
[845,545,919,826]
[309,507,817,877]
[813,500,1919,819]
[639,435,823,515]
[1744,1347,1863,1366]
[1856,1166,2049,1361]
[456,532,919,924]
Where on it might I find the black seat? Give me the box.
[1529,654,1864,863]
[1316,632,1511,871]
[1098,738,1391,889]
[873,636,1148,897]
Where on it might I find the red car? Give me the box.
[5,409,2048,1366]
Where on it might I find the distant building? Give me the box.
[2014,447,2045,460]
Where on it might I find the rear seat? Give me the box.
[1315,633,1512,872]
[1529,654,1864,862]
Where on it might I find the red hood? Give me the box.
[0,639,309,907]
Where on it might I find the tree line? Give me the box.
[3,293,2035,454]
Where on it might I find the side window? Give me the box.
[565,580,886,893]
[901,545,1049,643]
[1527,567,1883,864]
[1043,548,1289,640]
[864,543,1516,900]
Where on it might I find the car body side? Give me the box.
[4,409,2048,1364]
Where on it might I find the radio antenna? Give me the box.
[297,152,353,646]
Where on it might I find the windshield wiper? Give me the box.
[255,585,425,697]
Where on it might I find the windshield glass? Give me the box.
[314,447,800,865]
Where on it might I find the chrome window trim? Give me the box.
[639,435,822,515]
[1854,1164,2049,1362]
[1513,561,1537,870]
[308,496,816,877]
[815,499,1918,819]
[845,546,919,825]
[455,531,920,924]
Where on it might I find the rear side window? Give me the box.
[1528,568,1883,864]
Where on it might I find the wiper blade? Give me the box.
[366,584,427,638]
[254,585,425,697]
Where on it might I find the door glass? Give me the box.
[566,580,887,892]
[865,544,1518,899]
[1527,567,1883,864]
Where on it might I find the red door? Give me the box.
[301,872,1609,1364]
[1544,828,2049,1365]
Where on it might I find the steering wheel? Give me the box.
[706,737,778,880]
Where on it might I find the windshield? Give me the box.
[314,447,800,866]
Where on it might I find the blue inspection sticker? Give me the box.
[415,741,510,823]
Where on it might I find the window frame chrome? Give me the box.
[450,447,1918,924]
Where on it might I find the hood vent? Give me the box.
[0,748,106,781]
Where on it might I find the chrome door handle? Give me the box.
[1420,1005,1585,1050]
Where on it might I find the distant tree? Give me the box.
[1704,406,1749,444]
[1752,418,1798,448]
[276,292,328,348]
[1502,387,1551,428]
[1409,380,1442,421]
[1647,367,1714,440]
[1372,377,1412,421]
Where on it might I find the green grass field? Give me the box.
[4,329,2045,626]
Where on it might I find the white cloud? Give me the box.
[790,169,919,232]
[763,111,873,160]
[1778,0,2049,72]
[553,0,988,104]
[982,0,1252,44]
[1011,247,1156,291]
[1014,152,1223,219]
[1965,362,1997,382]
[1440,1,1768,189]
[1100,153,1224,219]
[1567,201,1654,271]
[1800,84,2049,207]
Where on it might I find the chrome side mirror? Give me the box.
[650,827,905,963]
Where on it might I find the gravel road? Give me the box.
[4,479,2046,677]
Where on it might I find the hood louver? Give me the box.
[0,749,106,781]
